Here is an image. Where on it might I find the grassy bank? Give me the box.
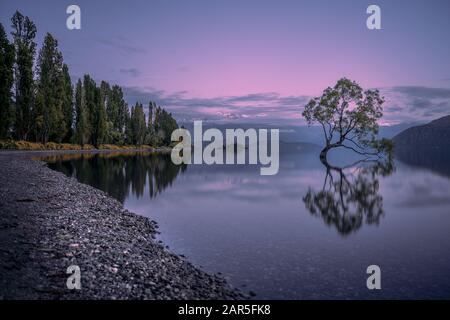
[0,139,153,151]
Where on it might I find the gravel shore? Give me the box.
[0,152,243,299]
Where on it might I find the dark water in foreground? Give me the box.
[42,147,450,299]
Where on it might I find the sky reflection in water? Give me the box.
[44,148,450,299]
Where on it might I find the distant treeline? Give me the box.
[0,11,178,147]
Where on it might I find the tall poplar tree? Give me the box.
[61,64,73,142]
[74,78,89,145]
[0,23,15,138]
[11,11,36,140]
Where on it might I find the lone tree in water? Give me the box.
[302,78,392,162]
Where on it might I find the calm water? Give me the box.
[43,147,450,299]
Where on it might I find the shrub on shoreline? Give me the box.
[0,139,154,151]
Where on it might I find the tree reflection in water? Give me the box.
[303,157,394,236]
[42,152,186,203]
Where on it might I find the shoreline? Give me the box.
[0,152,243,299]
[0,146,172,156]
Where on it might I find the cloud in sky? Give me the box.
[96,37,147,55]
[381,86,450,124]
[120,85,450,126]
[122,86,310,125]
[119,68,141,78]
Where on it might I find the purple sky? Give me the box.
[1,0,450,125]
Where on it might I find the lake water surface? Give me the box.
[43,147,450,299]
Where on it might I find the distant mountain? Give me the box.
[393,115,450,149]
[378,122,423,140]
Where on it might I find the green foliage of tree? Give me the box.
[87,77,107,146]
[78,75,107,146]
[101,83,128,144]
[82,75,96,143]
[145,101,156,145]
[302,78,391,161]
[61,64,74,142]
[153,105,178,146]
[34,33,68,143]
[124,108,133,145]
[0,23,15,138]
[130,102,147,145]
[11,11,36,140]
[74,79,89,145]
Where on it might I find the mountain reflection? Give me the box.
[395,146,450,178]
[303,158,394,236]
[42,152,186,203]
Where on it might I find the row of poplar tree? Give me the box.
[0,11,178,146]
